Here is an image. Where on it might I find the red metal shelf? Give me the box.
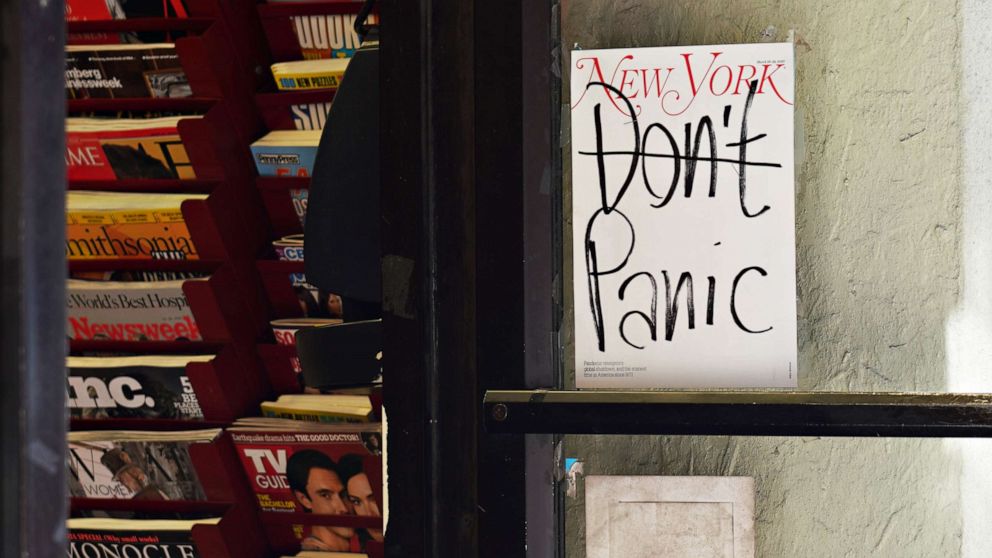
[67,17,214,33]
[255,89,336,131]
[67,97,217,113]
[70,498,233,514]
[70,339,223,354]
[68,259,223,273]
[70,418,229,431]
[67,178,219,194]
[259,511,382,529]
[257,343,300,395]
[256,176,311,191]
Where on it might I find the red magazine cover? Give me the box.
[230,424,383,553]
[66,120,196,180]
[66,0,189,21]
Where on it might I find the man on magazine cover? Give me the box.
[101,448,168,500]
[286,449,358,552]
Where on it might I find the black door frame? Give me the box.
[1,0,68,555]
[380,1,562,556]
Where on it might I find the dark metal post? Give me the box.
[381,0,478,555]
[0,0,68,555]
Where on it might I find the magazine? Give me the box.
[68,355,212,419]
[272,59,349,91]
[66,116,198,180]
[230,421,383,553]
[271,318,343,383]
[66,191,207,261]
[67,278,204,341]
[66,44,191,99]
[289,13,376,60]
[289,101,333,131]
[251,130,321,177]
[67,429,220,501]
[68,517,218,558]
[261,394,373,423]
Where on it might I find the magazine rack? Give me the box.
[187,347,268,421]
[256,259,308,318]
[64,2,284,554]
[68,430,251,505]
[255,90,336,132]
[191,506,270,558]
[256,176,309,237]
[257,343,301,394]
[67,433,269,557]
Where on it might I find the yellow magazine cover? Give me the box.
[272,59,349,91]
[66,191,207,260]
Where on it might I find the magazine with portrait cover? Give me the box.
[66,191,207,261]
[67,278,204,341]
[229,420,383,553]
[66,116,198,180]
[68,355,213,420]
[66,44,191,100]
[68,429,220,501]
[67,517,217,558]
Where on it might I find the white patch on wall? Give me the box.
[586,476,755,558]
[569,43,798,388]
[947,1,992,556]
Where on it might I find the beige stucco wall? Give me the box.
[561,1,975,556]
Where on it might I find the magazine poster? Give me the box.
[570,43,798,388]
[67,439,207,500]
[231,428,383,553]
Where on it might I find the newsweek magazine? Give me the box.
[230,422,383,553]
[66,116,198,180]
[67,278,204,341]
[67,517,217,558]
[68,355,212,419]
[67,429,220,501]
[66,191,207,261]
[66,44,191,100]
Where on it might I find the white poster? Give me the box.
[570,43,797,388]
